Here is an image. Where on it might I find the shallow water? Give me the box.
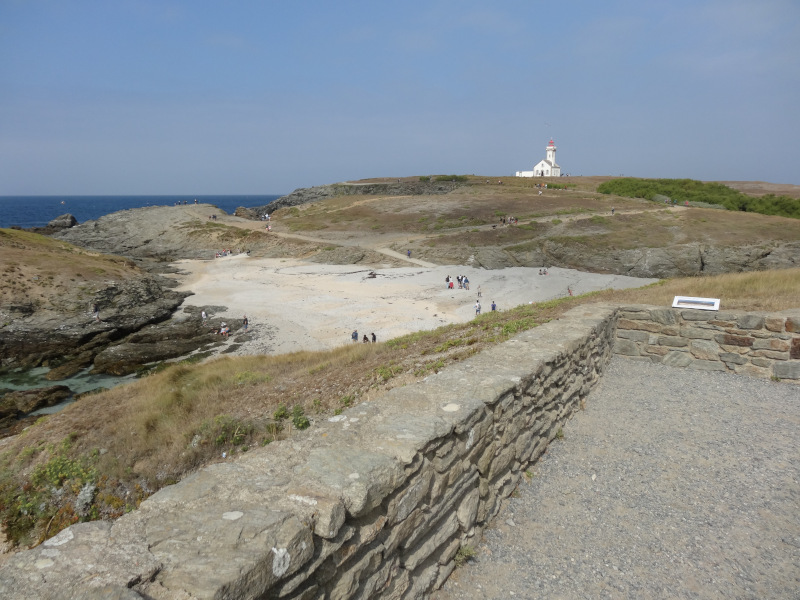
[0,367,137,414]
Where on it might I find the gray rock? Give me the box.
[48,213,79,229]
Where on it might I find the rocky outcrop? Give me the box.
[0,385,71,427]
[248,180,468,215]
[0,275,189,373]
[48,213,78,229]
[496,241,800,278]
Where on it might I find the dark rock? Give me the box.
[0,385,71,417]
[48,213,79,229]
[45,352,95,381]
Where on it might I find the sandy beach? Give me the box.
[170,255,658,356]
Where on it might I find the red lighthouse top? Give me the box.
[548,139,555,146]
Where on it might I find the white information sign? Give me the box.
[672,296,720,311]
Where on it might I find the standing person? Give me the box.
[242,315,249,331]
[351,330,358,343]
[371,332,376,343]
[407,249,411,258]
[201,310,207,325]
[91,303,100,322]
[491,300,497,311]
[475,300,481,315]
[611,207,615,215]
[477,285,482,297]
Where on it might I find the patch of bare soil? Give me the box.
[718,181,800,198]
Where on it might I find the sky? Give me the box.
[1,0,798,195]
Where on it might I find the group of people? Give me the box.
[215,249,233,258]
[500,216,519,225]
[446,274,470,290]
[474,300,497,315]
[173,199,198,206]
[201,310,249,337]
[351,330,377,344]
[538,268,549,275]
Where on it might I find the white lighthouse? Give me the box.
[516,139,562,178]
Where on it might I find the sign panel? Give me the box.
[672,296,720,311]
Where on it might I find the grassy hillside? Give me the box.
[0,229,141,312]
[2,267,799,548]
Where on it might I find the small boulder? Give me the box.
[48,214,79,229]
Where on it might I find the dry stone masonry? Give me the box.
[1,304,797,599]
[614,305,800,381]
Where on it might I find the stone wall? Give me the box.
[2,304,797,600]
[613,305,800,381]
[0,305,617,600]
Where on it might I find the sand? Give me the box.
[169,255,658,356]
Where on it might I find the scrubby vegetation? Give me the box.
[598,178,800,219]
[2,267,799,548]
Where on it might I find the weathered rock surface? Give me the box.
[0,385,71,429]
[248,180,467,215]
[489,241,800,278]
[48,213,78,229]
[0,275,189,372]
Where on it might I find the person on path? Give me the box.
[475,300,481,315]
[242,315,249,331]
[491,301,497,311]
[351,330,358,343]
[611,207,615,215]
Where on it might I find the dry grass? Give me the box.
[2,267,799,548]
[0,229,141,310]
[586,268,800,311]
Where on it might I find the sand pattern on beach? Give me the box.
[170,255,657,356]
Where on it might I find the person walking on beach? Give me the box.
[475,300,481,315]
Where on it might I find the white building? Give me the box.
[516,139,562,177]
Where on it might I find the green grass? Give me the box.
[598,177,800,219]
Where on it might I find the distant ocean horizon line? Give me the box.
[0,194,285,229]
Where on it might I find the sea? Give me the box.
[0,195,283,229]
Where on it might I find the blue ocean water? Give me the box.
[0,195,283,229]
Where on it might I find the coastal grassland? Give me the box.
[0,228,139,308]
[424,207,800,253]
[598,177,800,218]
[270,183,653,237]
[2,267,799,548]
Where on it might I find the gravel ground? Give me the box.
[432,357,800,600]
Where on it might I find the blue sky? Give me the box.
[1,0,798,195]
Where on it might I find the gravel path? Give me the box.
[433,357,800,599]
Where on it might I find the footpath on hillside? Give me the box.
[433,357,800,600]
